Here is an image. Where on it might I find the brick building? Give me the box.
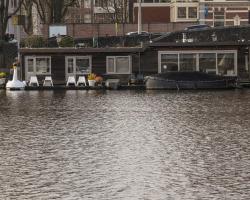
[133,0,250,27]
[199,0,250,27]
[65,0,131,24]
[6,0,22,37]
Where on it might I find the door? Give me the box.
[65,57,75,81]
[25,57,35,81]
[65,56,91,81]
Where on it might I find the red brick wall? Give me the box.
[134,7,171,23]
[41,22,196,38]
[226,12,248,19]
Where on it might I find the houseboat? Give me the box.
[19,26,250,88]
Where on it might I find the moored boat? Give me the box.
[145,72,237,90]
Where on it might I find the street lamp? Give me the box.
[138,0,142,34]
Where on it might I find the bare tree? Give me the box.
[33,0,78,24]
[96,0,129,24]
[0,0,24,40]
[22,0,33,35]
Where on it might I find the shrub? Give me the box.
[88,73,96,80]
[0,72,7,78]
[95,76,103,83]
[58,36,74,47]
[23,35,47,48]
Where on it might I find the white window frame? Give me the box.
[177,7,187,19]
[65,56,92,76]
[106,56,132,74]
[158,50,238,76]
[25,56,51,80]
[176,6,199,21]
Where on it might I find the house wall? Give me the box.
[20,44,250,84]
[21,51,141,84]
[150,46,249,79]
[140,50,159,75]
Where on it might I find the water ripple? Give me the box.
[0,90,250,199]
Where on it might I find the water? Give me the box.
[0,89,250,200]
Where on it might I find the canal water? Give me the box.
[0,90,250,200]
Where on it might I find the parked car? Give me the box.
[184,24,210,31]
[126,31,150,36]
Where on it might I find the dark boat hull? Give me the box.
[145,73,236,90]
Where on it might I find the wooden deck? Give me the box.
[24,85,146,91]
[238,80,250,88]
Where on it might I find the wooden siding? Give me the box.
[20,51,143,85]
[140,50,158,75]
[51,55,65,83]
[20,40,250,84]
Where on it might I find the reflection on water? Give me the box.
[0,90,250,200]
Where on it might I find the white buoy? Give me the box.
[6,67,26,90]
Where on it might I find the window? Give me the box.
[27,58,34,73]
[76,58,90,74]
[106,56,131,74]
[161,54,178,72]
[214,11,225,27]
[178,7,186,18]
[84,14,91,23]
[36,58,50,74]
[107,57,115,72]
[199,53,216,74]
[116,57,130,73]
[217,53,235,76]
[159,51,237,76]
[67,58,74,73]
[11,0,17,8]
[177,6,198,20]
[179,54,197,72]
[66,56,91,75]
[188,7,197,18]
[25,56,51,74]
[84,0,91,8]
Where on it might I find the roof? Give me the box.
[19,47,145,54]
[151,25,250,45]
[149,41,250,48]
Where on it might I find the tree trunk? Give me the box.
[0,20,4,40]
[0,17,8,41]
[54,0,63,23]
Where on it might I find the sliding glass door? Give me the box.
[65,56,92,80]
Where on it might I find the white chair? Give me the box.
[77,76,87,86]
[29,76,39,87]
[43,76,54,87]
[66,76,76,86]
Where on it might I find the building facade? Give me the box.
[65,0,93,23]
[65,0,131,24]
[199,0,250,27]
[133,0,250,27]
[6,0,21,37]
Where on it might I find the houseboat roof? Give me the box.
[151,25,250,47]
[19,47,145,54]
[149,41,250,48]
